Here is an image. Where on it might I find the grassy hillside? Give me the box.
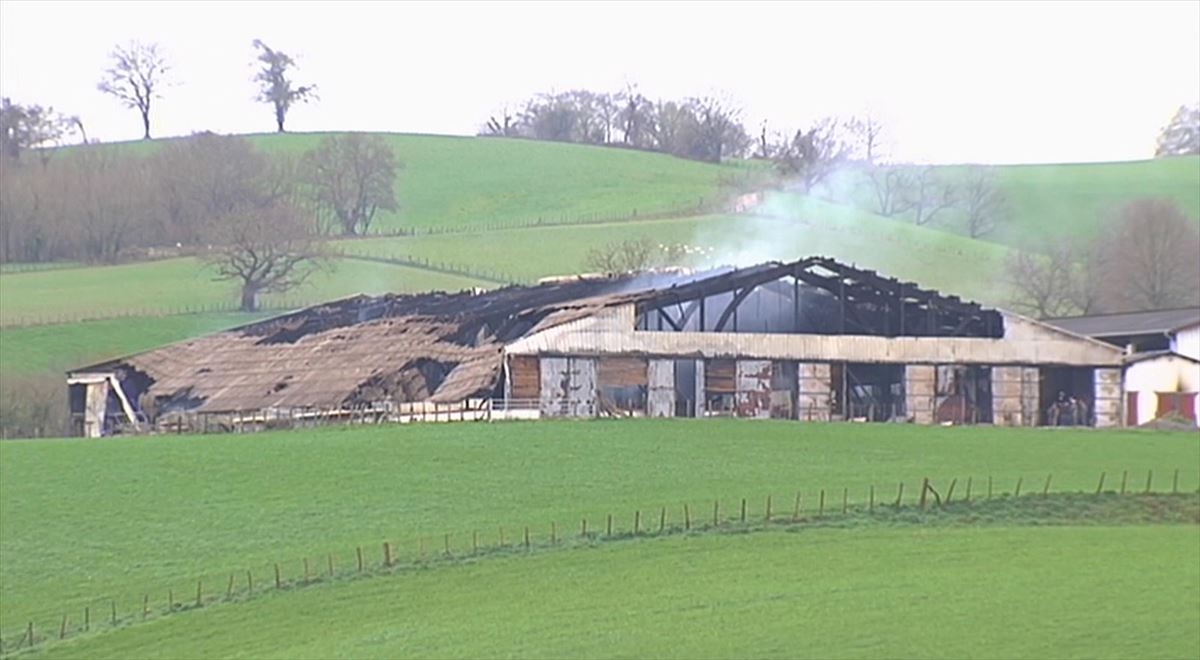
[842,156,1200,248]
[0,257,489,326]
[24,525,1198,660]
[2,419,1195,642]
[88,132,755,233]
[337,194,1013,304]
[0,312,273,376]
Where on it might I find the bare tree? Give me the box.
[1004,244,1083,318]
[302,134,400,236]
[1096,199,1200,311]
[618,85,650,147]
[905,166,957,226]
[0,97,77,164]
[482,105,518,136]
[773,118,853,193]
[97,41,170,140]
[206,203,325,311]
[1155,103,1199,157]
[845,114,885,163]
[958,166,1008,238]
[583,237,687,273]
[865,165,915,217]
[252,40,317,133]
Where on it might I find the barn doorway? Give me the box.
[1040,367,1094,426]
[837,363,905,422]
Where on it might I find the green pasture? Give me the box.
[76,132,753,233]
[840,156,1200,247]
[0,312,273,376]
[0,257,488,326]
[16,525,1200,660]
[337,197,1013,304]
[1,419,1196,643]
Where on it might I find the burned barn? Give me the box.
[67,257,1125,436]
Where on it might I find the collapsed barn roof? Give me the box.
[73,256,1003,415]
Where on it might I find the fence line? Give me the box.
[0,299,329,330]
[1,471,1193,655]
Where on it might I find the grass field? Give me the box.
[21,525,1198,660]
[82,132,753,233]
[0,312,273,376]
[0,257,488,326]
[846,156,1200,247]
[1,419,1196,646]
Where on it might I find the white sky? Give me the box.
[1,0,1197,164]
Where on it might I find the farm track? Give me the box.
[3,491,1195,658]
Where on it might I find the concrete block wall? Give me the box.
[797,362,832,421]
[647,359,675,417]
[905,365,936,424]
[1093,367,1122,428]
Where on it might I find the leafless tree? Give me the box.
[1004,244,1083,318]
[482,105,518,136]
[583,237,688,273]
[618,85,650,147]
[252,40,317,133]
[1155,103,1199,157]
[904,166,957,226]
[0,97,78,164]
[206,202,325,311]
[958,166,1008,238]
[845,114,885,163]
[98,41,171,140]
[64,147,153,263]
[1096,199,1200,311]
[865,165,915,217]
[774,118,853,193]
[302,134,400,235]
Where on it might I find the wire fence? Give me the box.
[0,299,325,330]
[0,469,1192,655]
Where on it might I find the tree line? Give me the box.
[0,132,399,310]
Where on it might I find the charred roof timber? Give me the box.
[70,257,1004,422]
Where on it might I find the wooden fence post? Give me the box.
[945,479,957,505]
[1014,477,1023,498]
[328,553,334,577]
[659,507,666,532]
[27,621,34,648]
[60,615,67,640]
[606,514,613,537]
[712,500,719,527]
[85,606,90,632]
[303,558,310,582]
[247,570,254,593]
[1173,469,1179,494]
[634,510,641,535]
[895,482,904,508]
[274,563,282,588]
[819,489,825,517]
[581,518,588,538]
[869,486,875,512]
[523,526,530,549]
[384,542,393,567]
[227,573,235,597]
[919,478,929,509]
[551,522,557,544]
[445,533,452,556]
[793,492,802,521]
[474,530,480,552]
[765,495,773,522]
[169,589,174,610]
[1120,471,1128,495]
[684,504,691,531]
[356,547,364,572]
[1145,470,1153,494]
[740,498,747,523]
[111,600,117,625]
[842,488,848,514]
[143,594,149,620]
[196,578,203,606]
[1043,474,1052,497]
[965,477,972,503]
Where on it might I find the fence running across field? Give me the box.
[1,470,1194,655]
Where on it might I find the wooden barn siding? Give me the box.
[509,356,540,399]
[597,357,648,387]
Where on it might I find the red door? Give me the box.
[1157,392,1179,418]
[1180,393,1197,421]
[1126,393,1139,426]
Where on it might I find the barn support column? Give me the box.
[905,365,936,424]
[991,366,1024,426]
[539,357,597,417]
[797,362,832,421]
[647,360,675,417]
[693,360,706,417]
[1093,367,1122,427]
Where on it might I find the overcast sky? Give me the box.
[1,1,1197,164]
